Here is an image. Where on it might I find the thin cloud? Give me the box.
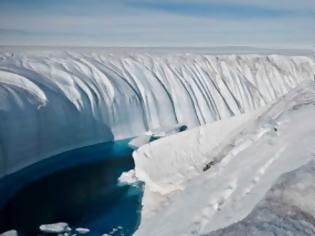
[0,0,314,47]
[122,0,315,12]
[123,1,312,19]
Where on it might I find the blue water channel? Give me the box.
[0,139,143,236]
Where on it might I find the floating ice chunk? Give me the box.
[0,230,18,236]
[75,227,90,234]
[39,222,71,234]
[118,169,138,185]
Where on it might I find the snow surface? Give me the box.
[0,50,314,177]
[132,109,265,216]
[134,80,315,236]
[128,123,187,149]
[206,160,315,236]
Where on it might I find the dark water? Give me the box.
[0,140,143,236]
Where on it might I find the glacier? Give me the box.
[133,80,315,236]
[0,49,314,178]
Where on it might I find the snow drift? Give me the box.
[207,160,315,236]
[0,49,314,177]
[132,110,265,216]
[133,80,315,236]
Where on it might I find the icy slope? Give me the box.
[134,80,315,236]
[132,110,265,216]
[0,50,314,176]
[207,160,315,236]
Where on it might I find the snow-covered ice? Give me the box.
[0,49,314,177]
[207,160,315,236]
[1,48,315,236]
[132,109,265,216]
[128,123,187,149]
[134,80,315,236]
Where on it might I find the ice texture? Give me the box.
[134,80,315,236]
[206,160,315,236]
[0,49,314,177]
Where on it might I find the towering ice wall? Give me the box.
[0,50,314,176]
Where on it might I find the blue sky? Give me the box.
[0,0,314,48]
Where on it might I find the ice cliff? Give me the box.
[0,49,314,176]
